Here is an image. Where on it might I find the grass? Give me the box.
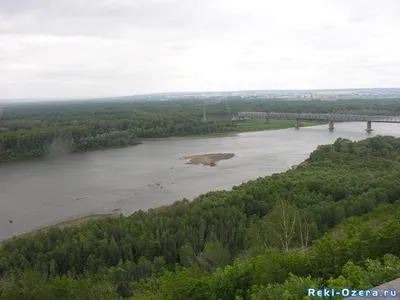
[233,119,323,132]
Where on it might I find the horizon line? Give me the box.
[2,87,400,102]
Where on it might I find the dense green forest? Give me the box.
[0,100,235,162]
[1,98,400,162]
[2,135,400,299]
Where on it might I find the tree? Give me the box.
[179,243,196,268]
[250,273,323,300]
[265,199,298,252]
[197,240,231,272]
[297,211,310,251]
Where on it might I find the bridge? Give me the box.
[237,112,400,132]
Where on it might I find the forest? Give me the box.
[1,98,400,162]
[1,135,400,299]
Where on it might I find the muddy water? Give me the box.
[1,122,400,240]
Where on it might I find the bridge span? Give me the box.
[237,112,400,132]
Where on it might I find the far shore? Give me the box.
[141,120,323,142]
[142,133,237,142]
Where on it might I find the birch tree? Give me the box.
[297,211,310,251]
[265,199,298,252]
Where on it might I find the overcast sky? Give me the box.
[1,0,400,99]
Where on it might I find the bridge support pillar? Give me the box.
[295,119,300,129]
[366,121,373,132]
[329,120,334,131]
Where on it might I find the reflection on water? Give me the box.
[1,122,400,240]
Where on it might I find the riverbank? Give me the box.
[142,133,236,142]
[1,214,118,244]
[142,119,323,142]
[233,119,323,132]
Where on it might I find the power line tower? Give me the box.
[203,101,207,122]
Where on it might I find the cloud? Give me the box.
[1,0,400,98]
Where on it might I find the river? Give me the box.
[1,121,400,240]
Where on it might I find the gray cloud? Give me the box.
[1,0,400,99]
[0,0,241,38]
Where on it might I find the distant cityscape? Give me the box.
[2,88,400,104]
[125,88,400,102]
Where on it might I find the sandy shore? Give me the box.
[182,153,235,166]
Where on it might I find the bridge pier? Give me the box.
[329,120,334,131]
[295,119,300,129]
[366,121,373,133]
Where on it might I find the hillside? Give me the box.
[2,135,400,299]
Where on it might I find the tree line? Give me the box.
[0,104,235,162]
[2,135,400,299]
[2,98,400,162]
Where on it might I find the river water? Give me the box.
[1,122,400,240]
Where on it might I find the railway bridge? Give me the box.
[237,112,400,132]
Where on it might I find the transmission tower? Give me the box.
[203,101,207,121]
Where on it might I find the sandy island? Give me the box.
[182,153,235,166]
